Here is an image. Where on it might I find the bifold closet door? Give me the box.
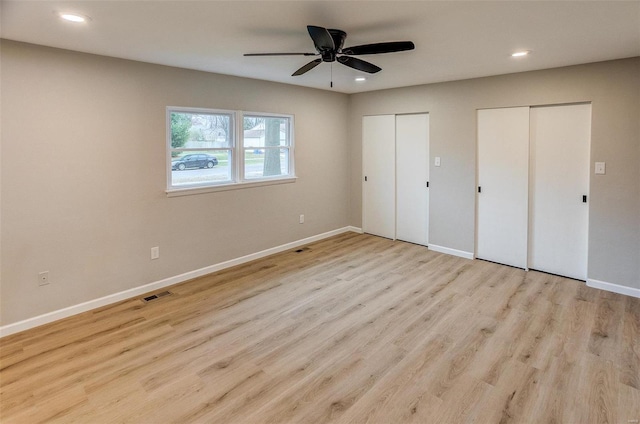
[477,107,530,268]
[396,114,429,246]
[529,104,591,280]
[363,115,396,239]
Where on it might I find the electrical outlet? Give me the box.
[38,271,50,286]
[151,246,160,260]
[299,214,305,224]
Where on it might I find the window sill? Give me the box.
[166,176,297,197]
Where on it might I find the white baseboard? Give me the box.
[346,226,363,234]
[0,226,361,338]
[587,278,640,299]
[428,244,474,260]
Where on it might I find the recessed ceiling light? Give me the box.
[511,51,530,58]
[59,13,89,23]
[355,77,366,82]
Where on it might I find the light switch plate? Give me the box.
[435,157,441,167]
[595,162,606,175]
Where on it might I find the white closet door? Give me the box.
[477,107,530,268]
[529,104,591,280]
[363,115,396,239]
[396,114,430,245]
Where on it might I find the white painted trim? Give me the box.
[428,244,474,260]
[587,278,640,299]
[166,176,297,197]
[347,226,363,234]
[0,226,360,338]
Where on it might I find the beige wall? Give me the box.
[348,58,640,290]
[0,41,350,325]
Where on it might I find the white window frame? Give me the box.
[166,107,296,196]
[240,111,295,183]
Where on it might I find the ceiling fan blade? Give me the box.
[244,53,317,56]
[337,56,381,73]
[292,58,323,76]
[307,25,335,52]
[341,41,415,56]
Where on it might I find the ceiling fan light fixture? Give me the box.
[244,25,414,77]
[59,12,90,23]
[511,50,530,57]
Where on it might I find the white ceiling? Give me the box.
[2,1,639,94]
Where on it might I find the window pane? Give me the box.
[171,150,231,186]
[243,116,289,147]
[171,111,232,149]
[244,148,289,179]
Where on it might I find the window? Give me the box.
[167,107,294,193]
[243,114,292,180]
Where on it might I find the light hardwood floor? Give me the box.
[1,233,639,423]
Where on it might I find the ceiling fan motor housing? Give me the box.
[318,29,346,62]
[328,29,347,52]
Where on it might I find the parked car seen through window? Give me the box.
[172,154,218,171]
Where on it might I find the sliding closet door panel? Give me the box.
[529,104,591,280]
[363,115,396,239]
[477,107,530,268]
[396,114,430,245]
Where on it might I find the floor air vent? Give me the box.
[142,290,173,303]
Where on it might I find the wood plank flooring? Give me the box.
[1,233,638,423]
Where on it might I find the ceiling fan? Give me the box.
[244,25,415,81]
